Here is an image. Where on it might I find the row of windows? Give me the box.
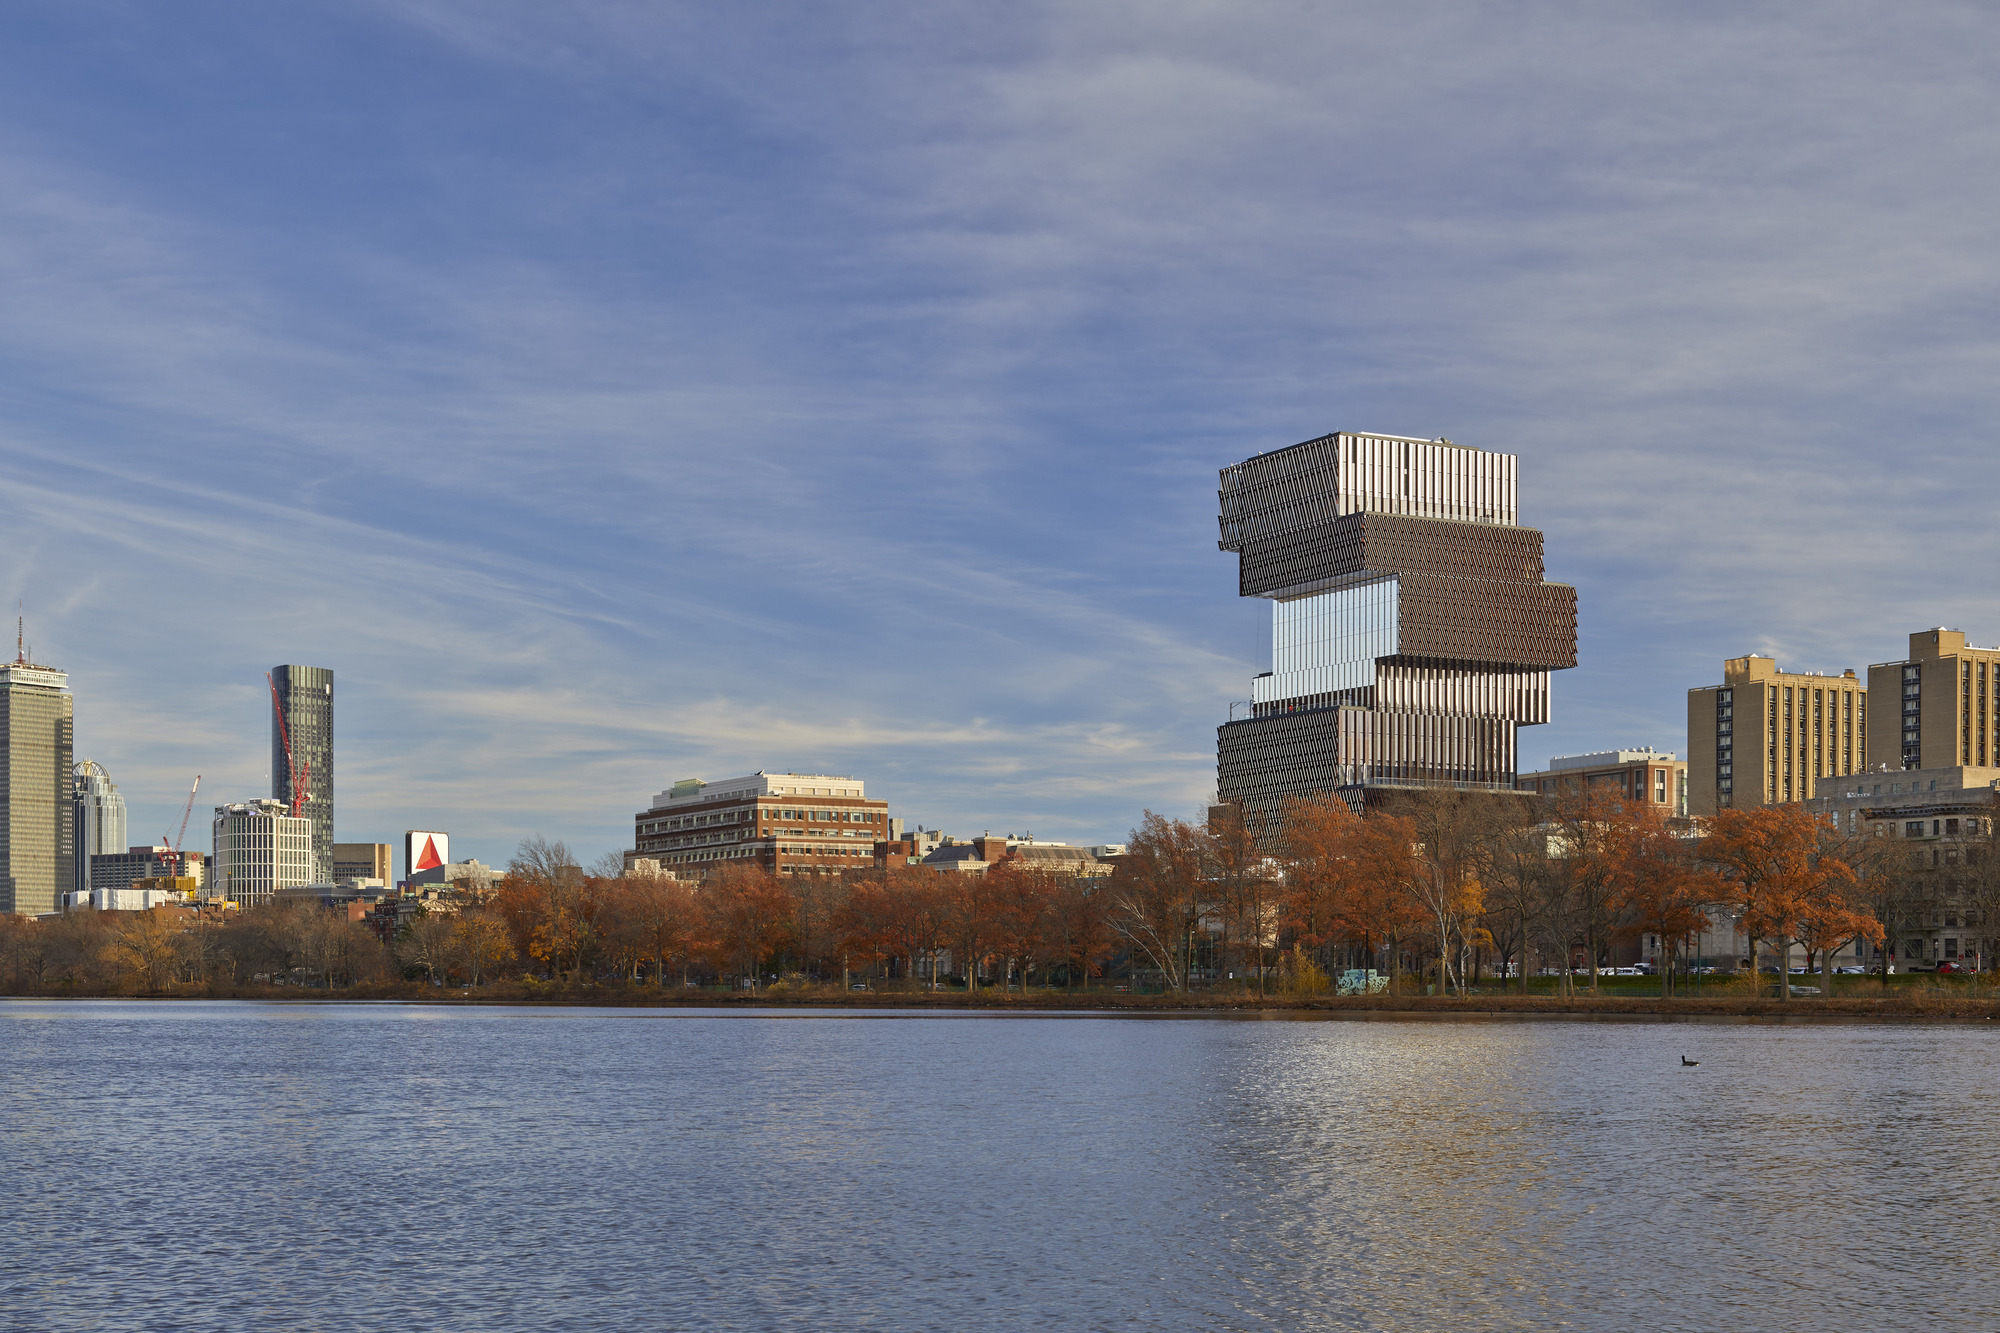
[640,807,884,835]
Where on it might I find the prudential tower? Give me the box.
[1216,431,1576,826]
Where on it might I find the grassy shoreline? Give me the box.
[7,984,1998,1020]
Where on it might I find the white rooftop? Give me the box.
[1545,748,1677,772]
[650,771,867,808]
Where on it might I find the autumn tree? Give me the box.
[699,864,791,989]
[396,910,458,985]
[1616,805,1715,997]
[498,835,593,982]
[1108,811,1213,993]
[1276,793,1424,989]
[627,875,703,986]
[1208,801,1278,993]
[1703,804,1868,1001]
[101,907,185,991]
[1385,789,1511,996]
[1042,873,1112,989]
[986,860,1058,992]
[449,910,515,986]
[1482,814,1552,992]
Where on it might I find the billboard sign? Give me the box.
[405,830,450,878]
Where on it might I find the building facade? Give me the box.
[1810,765,2000,970]
[87,846,205,898]
[916,837,1112,876]
[1685,655,1866,816]
[633,772,890,876]
[71,759,127,897]
[333,842,393,885]
[1864,629,2000,772]
[1516,748,1688,816]
[1214,431,1577,826]
[211,799,316,906]
[1,660,74,916]
[270,664,334,882]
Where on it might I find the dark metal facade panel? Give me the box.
[1394,575,1578,670]
[1218,707,1520,831]
[1236,511,1548,599]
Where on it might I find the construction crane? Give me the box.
[161,774,201,879]
[266,672,310,818]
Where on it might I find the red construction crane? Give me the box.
[267,672,310,818]
[161,774,201,879]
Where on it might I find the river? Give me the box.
[2,1001,1993,1330]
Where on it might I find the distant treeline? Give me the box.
[0,791,1979,998]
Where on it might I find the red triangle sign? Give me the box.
[416,836,443,871]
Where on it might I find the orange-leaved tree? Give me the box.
[699,864,792,991]
[1616,803,1715,998]
[1276,793,1423,990]
[1703,803,1866,1001]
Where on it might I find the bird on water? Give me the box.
[1681,1056,1699,1067]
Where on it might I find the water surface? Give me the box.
[3,1001,1993,1330]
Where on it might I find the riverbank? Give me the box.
[8,984,1999,1019]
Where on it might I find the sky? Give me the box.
[3,2,1999,873]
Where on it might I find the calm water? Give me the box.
[3,1002,1996,1331]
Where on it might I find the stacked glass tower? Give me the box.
[270,664,334,883]
[1216,431,1576,826]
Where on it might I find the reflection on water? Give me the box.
[3,1002,1995,1330]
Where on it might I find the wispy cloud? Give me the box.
[3,2,1998,858]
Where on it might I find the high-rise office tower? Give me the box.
[270,664,333,883]
[1,650,74,915]
[71,759,127,897]
[1215,432,1576,827]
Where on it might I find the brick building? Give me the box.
[633,772,891,877]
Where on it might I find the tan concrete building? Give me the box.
[332,842,392,885]
[1865,629,2000,772]
[1516,748,1688,815]
[1687,655,1866,816]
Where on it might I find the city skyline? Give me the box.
[5,6,2000,862]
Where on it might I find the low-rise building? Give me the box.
[1809,764,2000,969]
[1516,748,1688,815]
[87,845,206,898]
[919,837,1112,876]
[633,772,891,877]
[407,858,498,897]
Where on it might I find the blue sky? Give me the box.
[4,2,1999,871]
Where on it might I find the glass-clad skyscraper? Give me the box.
[270,664,333,883]
[1216,432,1576,826]
[71,759,127,897]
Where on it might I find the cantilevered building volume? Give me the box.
[1216,431,1577,825]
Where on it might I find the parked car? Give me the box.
[1936,960,1975,975]
[1833,965,1867,975]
